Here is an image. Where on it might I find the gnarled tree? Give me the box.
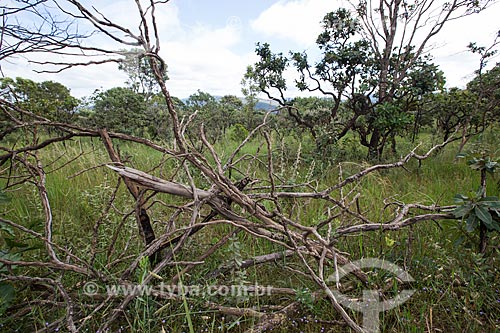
[245,0,492,159]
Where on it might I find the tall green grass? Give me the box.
[1,127,499,332]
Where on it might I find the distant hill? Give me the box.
[181,96,280,111]
[254,99,280,111]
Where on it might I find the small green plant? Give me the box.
[466,155,498,174]
[454,149,499,253]
[294,287,314,310]
[453,191,500,232]
[227,234,248,285]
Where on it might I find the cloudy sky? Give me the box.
[2,0,499,99]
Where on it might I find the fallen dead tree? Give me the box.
[0,1,469,332]
[0,88,461,332]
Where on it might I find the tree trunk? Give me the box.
[479,224,488,254]
[367,128,381,160]
[391,134,397,155]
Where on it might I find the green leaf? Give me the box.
[453,193,469,203]
[485,161,498,169]
[453,204,472,218]
[468,158,483,169]
[475,205,493,227]
[465,214,479,232]
[479,197,500,209]
[0,282,16,316]
[479,196,500,202]
[489,218,500,232]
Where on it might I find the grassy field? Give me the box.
[1,127,499,332]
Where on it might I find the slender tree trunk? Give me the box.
[412,107,421,143]
[367,128,381,160]
[391,134,397,155]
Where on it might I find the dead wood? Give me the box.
[99,129,157,263]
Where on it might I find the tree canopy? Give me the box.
[0,77,79,122]
[245,0,489,159]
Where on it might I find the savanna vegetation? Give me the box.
[1,1,499,333]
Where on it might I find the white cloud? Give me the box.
[250,0,341,47]
[162,22,257,97]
